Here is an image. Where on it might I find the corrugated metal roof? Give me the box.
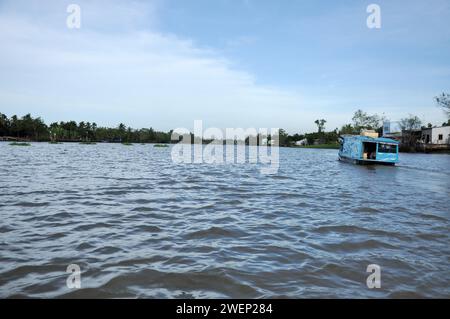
[340,135,399,144]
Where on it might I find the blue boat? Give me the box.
[338,134,399,165]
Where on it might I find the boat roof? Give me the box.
[340,135,399,144]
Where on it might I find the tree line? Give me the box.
[1,93,448,145]
[0,113,172,143]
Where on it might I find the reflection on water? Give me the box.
[0,142,449,298]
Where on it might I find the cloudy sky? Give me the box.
[0,0,449,133]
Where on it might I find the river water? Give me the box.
[0,142,449,298]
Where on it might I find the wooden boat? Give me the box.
[338,133,399,165]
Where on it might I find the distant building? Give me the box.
[421,126,450,145]
[295,139,308,146]
[382,120,402,139]
[379,120,449,151]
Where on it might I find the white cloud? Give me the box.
[0,0,317,132]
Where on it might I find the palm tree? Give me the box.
[314,119,327,133]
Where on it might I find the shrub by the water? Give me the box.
[9,142,31,146]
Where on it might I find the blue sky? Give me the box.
[0,0,449,133]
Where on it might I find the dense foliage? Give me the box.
[0,113,172,143]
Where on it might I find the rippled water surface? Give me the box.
[0,142,449,298]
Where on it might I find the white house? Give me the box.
[421,126,450,145]
[295,138,308,146]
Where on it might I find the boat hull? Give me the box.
[338,155,396,166]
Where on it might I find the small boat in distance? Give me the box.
[338,131,399,165]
